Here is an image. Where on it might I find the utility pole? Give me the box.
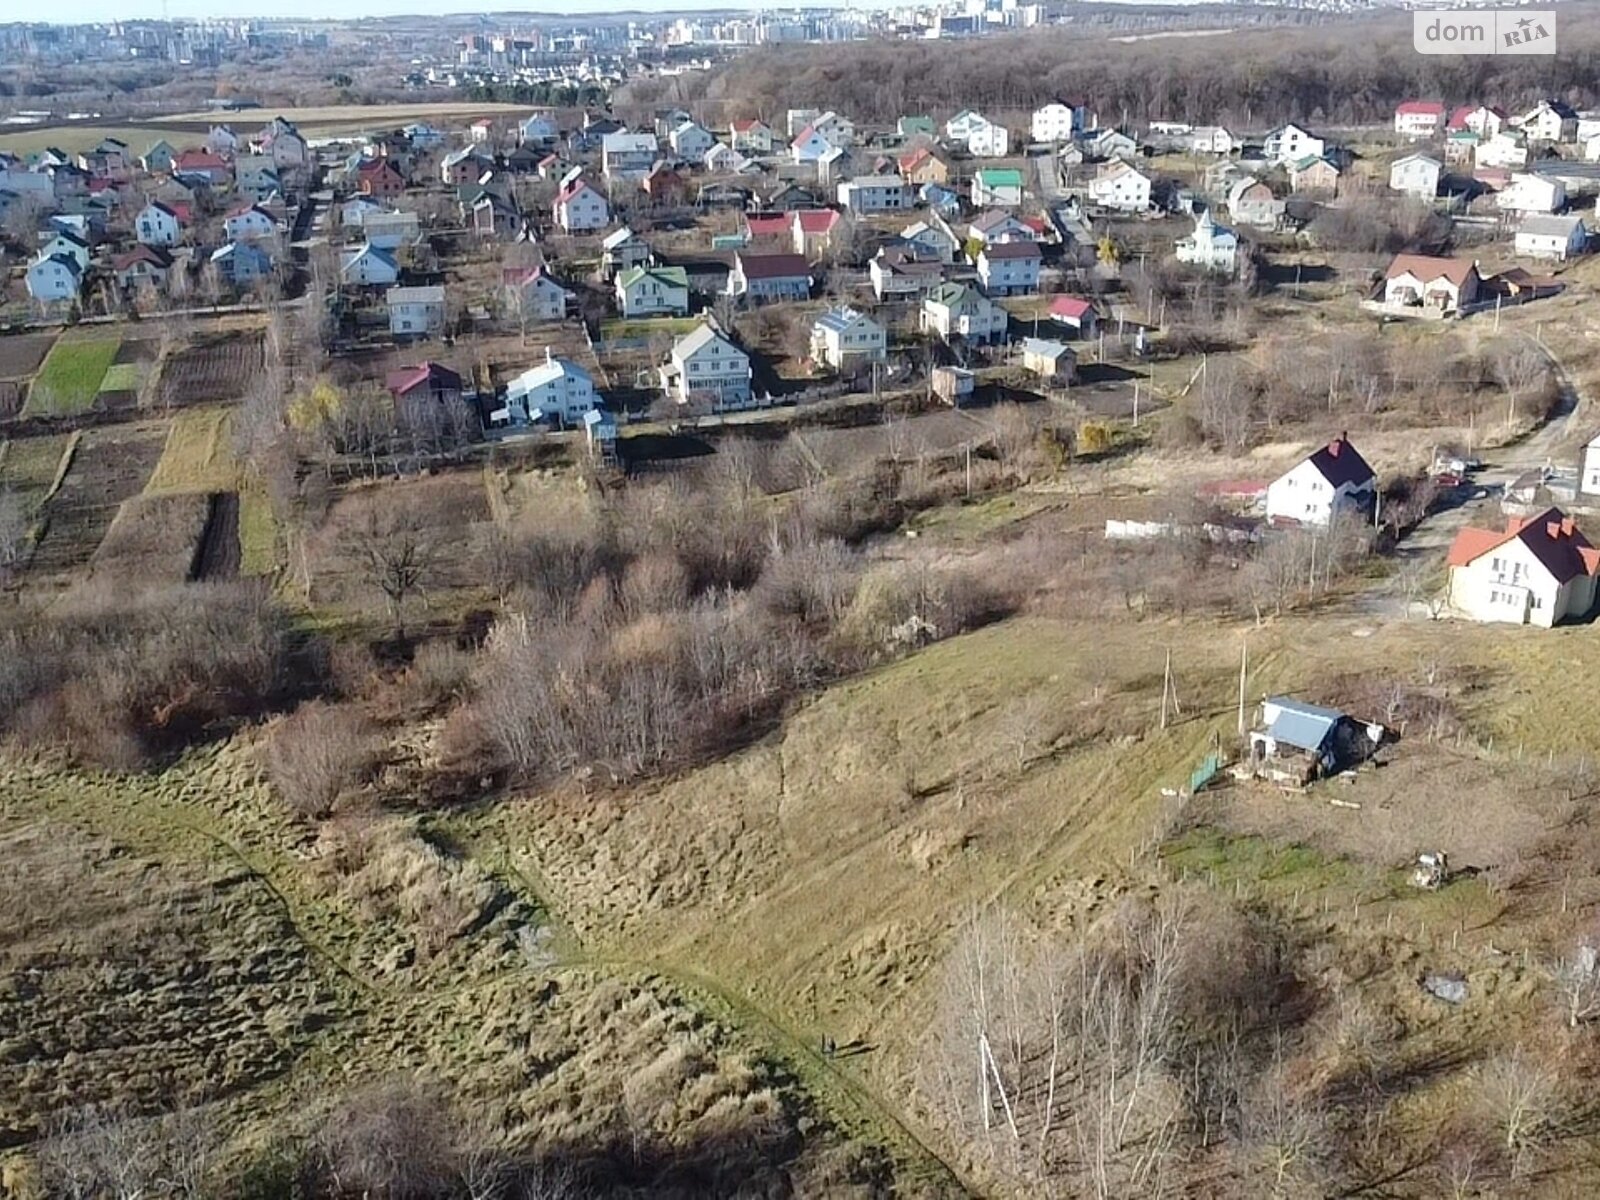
[965,443,972,497]
[1237,638,1248,736]
[1132,379,1140,427]
[1161,648,1171,730]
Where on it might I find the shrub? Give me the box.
[265,701,376,819]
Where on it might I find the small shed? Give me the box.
[1021,338,1077,386]
[1248,696,1383,784]
[932,365,976,407]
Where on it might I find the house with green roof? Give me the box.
[615,264,689,317]
[921,282,1008,344]
[971,167,1024,207]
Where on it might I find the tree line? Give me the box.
[678,18,1600,131]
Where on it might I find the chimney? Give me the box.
[545,347,553,364]
[1563,517,1576,536]
[1548,521,1562,539]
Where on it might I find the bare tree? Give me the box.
[264,700,376,818]
[0,490,27,588]
[1492,342,1554,428]
[1240,1039,1327,1197]
[1548,936,1600,1029]
[346,500,441,635]
[319,1077,461,1200]
[1478,1047,1559,1177]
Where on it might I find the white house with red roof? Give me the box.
[553,175,609,233]
[1447,508,1600,625]
[792,208,842,256]
[1048,296,1098,338]
[1394,101,1446,139]
[791,124,832,164]
[1447,105,1506,137]
[1265,435,1376,527]
[502,265,572,322]
[730,119,773,155]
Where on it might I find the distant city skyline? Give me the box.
[36,0,841,22]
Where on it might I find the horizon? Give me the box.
[22,0,844,22]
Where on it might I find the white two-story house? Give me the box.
[505,352,598,426]
[662,324,751,409]
[1447,508,1600,626]
[1264,435,1376,527]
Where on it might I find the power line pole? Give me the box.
[1237,638,1248,736]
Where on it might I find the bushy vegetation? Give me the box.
[0,581,292,769]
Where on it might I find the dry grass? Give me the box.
[145,407,238,496]
[86,492,209,586]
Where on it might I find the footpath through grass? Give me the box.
[23,335,121,417]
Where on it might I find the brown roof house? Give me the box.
[1447,507,1600,626]
[1264,435,1376,527]
[1382,255,1481,313]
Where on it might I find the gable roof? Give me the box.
[975,168,1024,188]
[736,251,810,279]
[1049,296,1095,321]
[1261,698,1346,753]
[793,209,841,234]
[112,245,173,271]
[927,281,988,308]
[1519,214,1584,238]
[618,264,688,290]
[1448,507,1600,583]
[1302,436,1375,490]
[1395,100,1446,116]
[386,361,463,396]
[815,306,878,335]
[387,284,445,304]
[982,240,1041,260]
[1384,254,1478,287]
[673,323,739,359]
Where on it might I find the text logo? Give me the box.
[1415,11,1556,55]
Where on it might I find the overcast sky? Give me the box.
[49,0,797,21]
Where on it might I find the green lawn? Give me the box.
[99,362,145,393]
[24,337,121,417]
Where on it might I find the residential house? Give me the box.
[39,230,90,273]
[135,201,183,247]
[641,163,690,206]
[1447,508,1600,625]
[744,212,791,246]
[971,168,1024,207]
[790,124,833,165]
[661,324,751,409]
[233,153,279,196]
[966,117,1011,159]
[260,121,308,171]
[1476,131,1528,169]
[1021,338,1076,386]
[206,125,239,157]
[362,211,421,252]
[728,252,811,303]
[402,122,445,150]
[554,175,610,233]
[897,115,936,141]
[1032,100,1092,143]
[1382,254,1481,312]
[501,146,545,176]
[209,241,273,289]
[1448,104,1507,137]
[141,139,178,174]
[1087,161,1152,212]
[812,111,855,148]
[1394,100,1446,139]
[601,227,651,277]
[224,203,278,242]
[765,182,823,211]
[816,145,855,188]
[0,168,55,207]
[921,282,1009,344]
[837,176,910,214]
[441,146,493,186]
[471,192,521,239]
[1174,209,1238,275]
[810,306,886,370]
[518,112,561,146]
[1048,295,1099,338]
[111,245,173,294]
[25,254,82,305]
[470,118,496,144]
[387,285,446,339]
[977,240,1041,295]
[969,208,1036,245]
[1289,155,1340,196]
[342,194,386,229]
[870,245,945,299]
[1248,698,1380,784]
[704,143,756,174]
[1515,214,1586,261]
[1227,177,1284,228]
[932,365,976,406]
[615,264,689,317]
[1389,153,1442,199]
[1188,126,1236,155]
[1084,129,1138,162]
[173,149,231,185]
[792,209,842,257]
[1498,172,1565,214]
[386,361,463,409]
[669,121,715,165]
[501,265,572,322]
[341,243,401,287]
[1264,123,1325,165]
[921,182,963,217]
[1265,435,1376,527]
[506,353,598,426]
[898,146,952,186]
[944,110,987,144]
[357,159,407,200]
[1519,100,1578,144]
[901,218,959,262]
[730,119,774,155]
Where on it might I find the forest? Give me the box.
[668,14,1600,130]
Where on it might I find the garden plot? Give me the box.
[0,331,58,380]
[26,422,167,582]
[97,338,160,411]
[0,435,71,519]
[87,492,212,586]
[23,333,121,417]
[161,333,265,406]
